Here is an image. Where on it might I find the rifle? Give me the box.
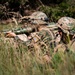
[1,22,58,36]
[1,27,35,36]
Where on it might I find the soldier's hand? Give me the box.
[6,31,16,38]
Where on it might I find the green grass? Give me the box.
[0,37,75,75]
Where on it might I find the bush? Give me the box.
[39,2,75,22]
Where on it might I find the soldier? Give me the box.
[3,16,75,64]
[20,11,49,25]
[5,23,58,63]
[4,11,57,63]
[5,11,49,41]
[6,17,75,53]
[56,17,75,52]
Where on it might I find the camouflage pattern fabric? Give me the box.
[28,28,56,55]
[57,17,75,35]
[16,34,28,42]
[55,17,75,52]
[21,11,49,25]
[31,11,49,25]
[32,28,55,43]
[31,11,48,20]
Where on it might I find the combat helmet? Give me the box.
[30,11,49,25]
[21,11,49,25]
[57,17,75,35]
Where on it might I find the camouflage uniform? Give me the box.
[14,23,59,58]
[5,12,75,59]
[56,17,75,52]
[6,11,56,58]
[30,11,49,24]
[10,11,60,55]
[21,11,49,25]
[14,11,49,43]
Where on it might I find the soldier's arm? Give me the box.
[5,31,21,41]
[6,32,28,41]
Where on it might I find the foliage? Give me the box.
[39,1,75,22]
[0,0,28,4]
[0,0,75,21]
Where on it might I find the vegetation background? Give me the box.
[0,0,75,22]
[0,0,75,75]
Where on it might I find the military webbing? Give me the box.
[30,28,56,51]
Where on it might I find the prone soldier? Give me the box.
[3,11,75,62]
[3,11,58,63]
[5,17,75,52]
[56,17,75,52]
[4,11,49,41]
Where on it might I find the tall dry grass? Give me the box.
[0,37,75,75]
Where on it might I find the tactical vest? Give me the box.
[27,27,58,55]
